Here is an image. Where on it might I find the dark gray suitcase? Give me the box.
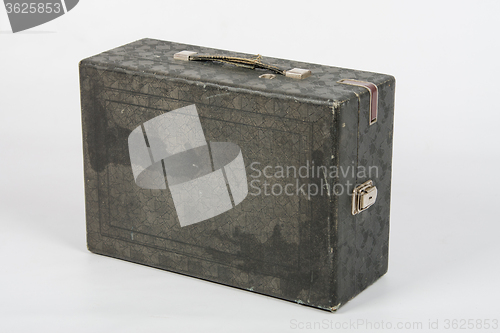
[79,38,395,311]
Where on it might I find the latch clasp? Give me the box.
[352,180,378,215]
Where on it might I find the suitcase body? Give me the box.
[79,38,395,311]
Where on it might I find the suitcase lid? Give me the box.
[81,38,393,105]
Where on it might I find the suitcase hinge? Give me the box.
[337,79,378,125]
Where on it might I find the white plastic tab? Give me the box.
[285,68,312,79]
[173,51,198,61]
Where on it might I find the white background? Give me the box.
[1,1,499,332]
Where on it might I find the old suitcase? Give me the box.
[79,38,395,311]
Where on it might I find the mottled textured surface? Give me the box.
[80,39,395,311]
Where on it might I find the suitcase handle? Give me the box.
[173,51,311,79]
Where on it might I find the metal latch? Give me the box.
[352,180,378,215]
